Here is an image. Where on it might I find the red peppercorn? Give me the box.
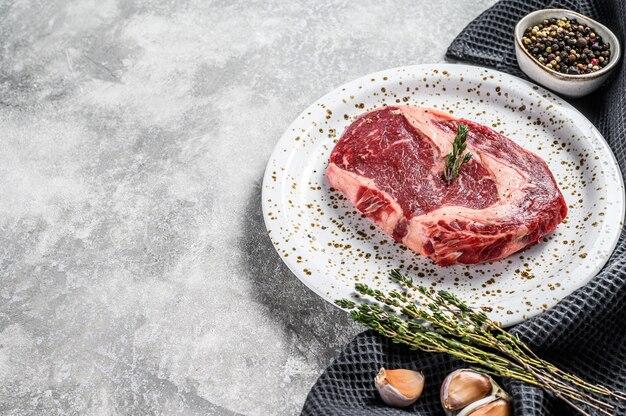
[590,58,598,65]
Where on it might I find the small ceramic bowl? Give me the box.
[514,9,621,98]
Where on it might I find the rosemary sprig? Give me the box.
[443,123,472,183]
[336,270,625,416]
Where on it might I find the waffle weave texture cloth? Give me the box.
[301,1,626,415]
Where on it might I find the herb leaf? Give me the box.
[443,123,473,183]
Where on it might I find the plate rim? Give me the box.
[261,63,625,326]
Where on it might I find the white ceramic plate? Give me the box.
[262,64,624,326]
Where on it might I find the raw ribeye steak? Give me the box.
[326,106,567,266]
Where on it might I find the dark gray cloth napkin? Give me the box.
[301,1,626,414]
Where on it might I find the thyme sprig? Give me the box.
[336,270,626,416]
[443,123,472,183]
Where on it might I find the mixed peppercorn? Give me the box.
[521,17,611,75]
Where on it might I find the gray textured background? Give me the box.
[0,0,496,414]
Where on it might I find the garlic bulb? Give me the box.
[441,369,512,416]
[375,367,425,407]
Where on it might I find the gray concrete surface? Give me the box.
[0,0,496,414]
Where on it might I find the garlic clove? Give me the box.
[457,396,499,416]
[383,368,426,398]
[441,369,493,411]
[466,399,512,416]
[375,367,425,408]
